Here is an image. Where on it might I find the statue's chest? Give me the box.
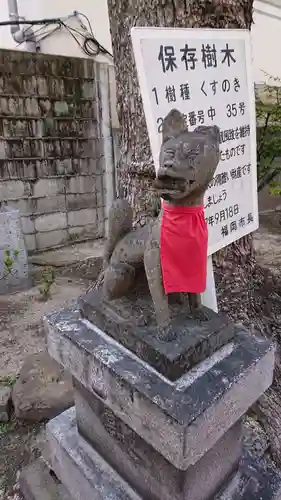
[160,205,208,294]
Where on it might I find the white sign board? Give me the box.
[131,27,259,255]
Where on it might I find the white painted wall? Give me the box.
[252,0,281,83]
[0,0,112,64]
[0,1,17,49]
[0,0,118,125]
[1,0,281,84]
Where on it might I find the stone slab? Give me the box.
[29,239,104,267]
[0,206,30,294]
[45,306,275,470]
[216,452,281,500]
[46,409,281,500]
[12,352,74,422]
[20,459,71,500]
[75,378,242,500]
[47,407,142,500]
[0,386,12,422]
[79,285,236,380]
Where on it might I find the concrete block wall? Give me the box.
[0,49,108,253]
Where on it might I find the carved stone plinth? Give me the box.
[20,304,280,500]
[79,284,236,380]
[74,379,242,500]
[46,408,281,500]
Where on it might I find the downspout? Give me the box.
[7,0,37,51]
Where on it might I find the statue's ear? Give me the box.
[162,109,188,143]
[194,125,220,143]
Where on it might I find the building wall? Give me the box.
[1,0,281,235]
[1,0,281,83]
[25,0,112,63]
[0,0,111,56]
[252,0,281,83]
[0,49,112,253]
[0,0,119,122]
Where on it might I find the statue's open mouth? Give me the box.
[153,176,195,193]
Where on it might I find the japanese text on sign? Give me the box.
[131,27,258,254]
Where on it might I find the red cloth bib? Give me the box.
[160,202,208,294]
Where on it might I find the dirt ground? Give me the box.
[1,224,281,500]
[0,276,89,379]
[0,263,93,500]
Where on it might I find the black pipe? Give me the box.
[0,18,63,26]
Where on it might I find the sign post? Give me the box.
[131,27,258,311]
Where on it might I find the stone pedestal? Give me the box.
[20,300,281,500]
[0,206,30,294]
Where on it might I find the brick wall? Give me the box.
[0,49,110,253]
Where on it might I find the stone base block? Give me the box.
[216,454,281,500]
[75,378,242,500]
[47,407,142,500]
[45,307,275,471]
[79,285,236,380]
[20,458,71,500]
[0,206,30,294]
[44,408,281,500]
[0,386,12,422]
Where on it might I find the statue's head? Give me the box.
[153,109,220,202]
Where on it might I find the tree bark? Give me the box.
[107,0,281,470]
[107,0,254,224]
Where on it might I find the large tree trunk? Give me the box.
[107,0,254,224]
[107,0,281,469]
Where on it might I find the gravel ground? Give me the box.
[1,225,281,499]
[0,271,90,499]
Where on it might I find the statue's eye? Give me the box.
[182,143,191,155]
[164,148,175,158]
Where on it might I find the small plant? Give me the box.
[39,267,56,301]
[0,375,17,387]
[1,248,19,280]
[256,75,281,193]
[0,422,14,435]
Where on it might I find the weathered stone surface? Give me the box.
[47,408,142,500]
[68,223,103,241]
[21,216,35,235]
[24,234,36,252]
[101,112,220,337]
[66,175,99,194]
[36,229,68,250]
[0,206,30,294]
[20,459,71,500]
[0,386,12,422]
[243,416,270,459]
[45,306,275,470]
[68,208,98,227]
[12,352,74,422]
[80,284,236,379]
[34,195,66,215]
[34,213,67,233]
[33,178,65,198]
[66,193,97,211]
[216,452,281,500]
[46,409,281,500]
[0,49,110,252]
[75,378,242,500]
[0,180,25,199]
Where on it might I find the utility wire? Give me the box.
[0,14,113,58]
[73,11,94,35]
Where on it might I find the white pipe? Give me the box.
[7,0,37,51]
[7,0,20,34]
[96,63,115,237]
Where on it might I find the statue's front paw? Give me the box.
[157,324,177,342]
[192,306,213,322]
